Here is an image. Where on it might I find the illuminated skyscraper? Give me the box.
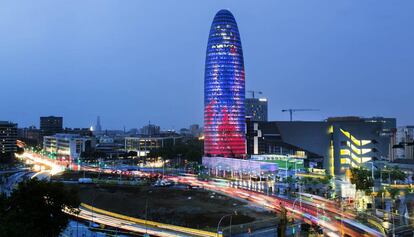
[204,9,246,158]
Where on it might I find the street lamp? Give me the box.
[365,161,375,209]
[365,161,375,180]
[292,197,302,210]
[217,212,237,237]
[285,158,288,181]
[144,190,152,236]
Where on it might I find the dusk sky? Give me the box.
[1,1,413,130]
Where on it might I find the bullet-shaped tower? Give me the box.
[204,9,246,158]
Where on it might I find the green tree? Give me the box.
[388,188,399,199]
[390,166,406,182]
[277,204,288,237]
[0,179,80,237]
[320,175,332,185]
[350,167,374,192]
[147,138,203,162]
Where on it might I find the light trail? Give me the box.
[71,207,185,237]
[20,151,386,237]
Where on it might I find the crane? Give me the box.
[281,109,320,121]
[247,90,262,99]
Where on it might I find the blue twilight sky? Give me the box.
[1,0,413,130]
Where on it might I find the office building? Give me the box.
[140,123,160,137]
[395,126,414,160]
[246,117,396,176]
[43,133,91,161]
[64,127,93,137]
[245,97,268,121]
[204,9,246,158]
[40,116,63,136]
[0,121,17,160]
[95,136,124,158]
[17,126,41,146]
[189,124,202,137]
[125,136,182,157]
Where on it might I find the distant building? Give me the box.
[125,136,182,157]
[64,127,93,137]
[94,116,102,135]
[43,133,91,161]
[127,128,139,135]
[40,116,63,137]
[140,123,160,137]
[245,97,268,121]
[395,126,414,160]
[189,124,202,137]
[95,135,124,158]
[17,126,41,146]
[180,124,203,138]
[0,121,17,160]
[246,116,396,176]
[179,128,191,136]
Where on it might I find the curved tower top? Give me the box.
[204,9,246,158]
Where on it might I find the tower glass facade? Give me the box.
[204,9,246,158]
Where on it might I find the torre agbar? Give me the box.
[204,9,246,158]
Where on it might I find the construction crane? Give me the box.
[281,109,320,121]
[247,90,262,98]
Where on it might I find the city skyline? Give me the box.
[1,2,414,236]
[1,1,414,129]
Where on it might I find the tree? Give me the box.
[388,188,399,200]
[390,166,406,182]
[350,167,374,192]
[146,138,203,162]
[320,175,331,185]
[350,167,374,209]
[0,179,80,237]
[277,204,288,237]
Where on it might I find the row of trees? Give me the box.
[0,179,80,237]
[350,166,407,194]
[350,167,409,210]
[374,166,407,183]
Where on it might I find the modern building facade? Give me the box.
[395,126,414,160]
[0,121,17,160]
[17,126,41,146]
[43,133,91,160]
[204,9,246,158]
[40,116,63,137]
[125,136,182,157]
[140,123,160,137]
[246,117,396,176]
[245,97,268,121]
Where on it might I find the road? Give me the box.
[2,171,32,196]
[233,227,284,237]
[163,174,387,237]
[68,205,197,237]
[20,152,386,237]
